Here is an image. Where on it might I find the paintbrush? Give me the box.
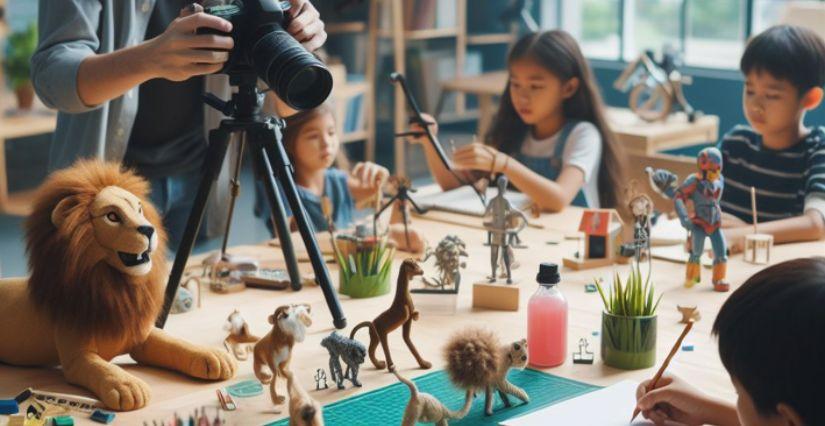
[631,320,694,422]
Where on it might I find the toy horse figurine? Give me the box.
[647,147,729,291]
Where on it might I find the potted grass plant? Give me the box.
[595,265,662,369]
[3,23,37,110]
[335,234,395,299]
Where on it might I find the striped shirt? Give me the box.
[718,125,825,223]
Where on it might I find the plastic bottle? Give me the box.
[527,262,568,367]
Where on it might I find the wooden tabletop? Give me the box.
[2,205,820,425]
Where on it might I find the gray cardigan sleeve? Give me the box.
[31,0,103,114]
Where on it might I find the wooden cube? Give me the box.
[472,282,520,311]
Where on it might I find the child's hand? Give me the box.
[351,162,389,193]
[453,143,508,174]
[635,375,715,425]
[407,113,439,145]
[722,227,748,254]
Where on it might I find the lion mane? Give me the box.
[24,160,168,345]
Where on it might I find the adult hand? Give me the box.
[286,0,327,52]
[144,4,234,82]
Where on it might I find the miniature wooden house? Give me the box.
[563,209,625,270]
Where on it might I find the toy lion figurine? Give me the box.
[0,160,236,411]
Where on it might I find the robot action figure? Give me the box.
[647,147,729,292]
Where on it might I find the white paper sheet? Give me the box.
[501,380,654,426]
[411,186,531,217]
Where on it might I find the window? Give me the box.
[558,0,621,60]
[685,1,746,68]
[626,0,682,60]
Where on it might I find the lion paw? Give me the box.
[186,347,237,380]
[100,374,151,411]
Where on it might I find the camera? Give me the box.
[200,0,333,110]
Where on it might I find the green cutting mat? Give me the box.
[265,368,598,426]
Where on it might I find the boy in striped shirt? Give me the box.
[719,25,825,251]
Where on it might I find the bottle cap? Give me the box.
[536,262,560,285]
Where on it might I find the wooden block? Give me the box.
[562,256,614,271]
[472,282,519,311]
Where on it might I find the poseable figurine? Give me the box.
[620,182,654,264]
[647,147,729,292]
[483,176,527,284]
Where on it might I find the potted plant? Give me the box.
[335,234,394,299]
[595,265,662,370]
[3,23,37,110]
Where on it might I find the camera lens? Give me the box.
[251,28,332,110]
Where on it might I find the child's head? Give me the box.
[283,103,346,173]
[740,25,825,136]
[487,30,625,208]
[713,257,825,425]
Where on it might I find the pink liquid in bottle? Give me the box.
[528,263,568,367]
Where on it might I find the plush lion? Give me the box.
[0,160,236,411]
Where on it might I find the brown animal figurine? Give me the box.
[350,259,431,371]
[284,368,324,426]
[253,304,312,405]
[223,309,259,361]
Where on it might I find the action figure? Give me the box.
[483,176,527,284]
[620,182,654,264]
[647,147,729,292]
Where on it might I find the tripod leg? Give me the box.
[157,126,231,328]
[264,134,346,329]
[251,145,302,291]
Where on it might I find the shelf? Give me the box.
[0,189,37,216]
[341,130,371,144]
[327,22,367,34]
[0,110,57,140]
[332,81,370,99]
[466,33,515,45]
[378,27,459,40]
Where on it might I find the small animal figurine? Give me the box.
[421,235,468,290]
[253,304,312,405]
[314,368,329,391]
[320,331,366,389]
[445,327,529,416]
[391,366,473,426]
[284,369,324,426]
[483,175,527,284]
[223,310,259,361]
[647,147,729,291]
[350,259,432,371]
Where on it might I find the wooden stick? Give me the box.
[631,320,694,422]
[750,186,758,234]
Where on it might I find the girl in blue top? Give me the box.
[259,103,424,252]
[410,30,625,210]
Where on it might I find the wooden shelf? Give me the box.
[379,27,459,40]
[341,130,371,144]
[333,81,370,99]
[0,110,57,140]
[466,33,515,45]
[327,22,367,34]
[0,189,37,216]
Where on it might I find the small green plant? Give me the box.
[594,264,662,317]
[4,23,37,90]
[336,237,395,298]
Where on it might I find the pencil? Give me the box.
[631,320,694,422]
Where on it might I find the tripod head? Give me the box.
[203,72,271,123]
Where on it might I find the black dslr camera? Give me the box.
[201,0,333,110]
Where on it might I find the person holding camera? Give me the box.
[31,0,328,248]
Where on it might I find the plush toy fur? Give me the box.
[284,368,324,426]
[253,304,312,405]
[392,367,473,426]
[0,160,236,411]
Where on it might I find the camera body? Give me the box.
[201,0,332,110]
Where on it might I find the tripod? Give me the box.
[156,73,347,330]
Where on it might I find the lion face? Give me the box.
[53,185,158,277]
[507,339,528,369]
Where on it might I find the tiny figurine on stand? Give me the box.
[313,369,329,391]
[474,176,527,312]
[620,181,654,266]
[413,235,468,315]
[392,366,473,426]
[572,338,595,365]
[373,176,427,251]
[562,209,627,270]
[647,147,730,292]
[223,310,259,361]
[614,45,701,122]
[284,369,324,426]
[444,327,529,416]
[744,187,773,265]
[253,304,312,405]
[320,332,366,389]
[350,259,432,372]
[677,305,701,324]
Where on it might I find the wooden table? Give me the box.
[0,95,57,215]
[436,71,719,155]
[2,205,820,425]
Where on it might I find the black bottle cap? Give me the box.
[536,262,560,285]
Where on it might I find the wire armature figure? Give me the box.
[483,176,527,284]
[373,177,427,248]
